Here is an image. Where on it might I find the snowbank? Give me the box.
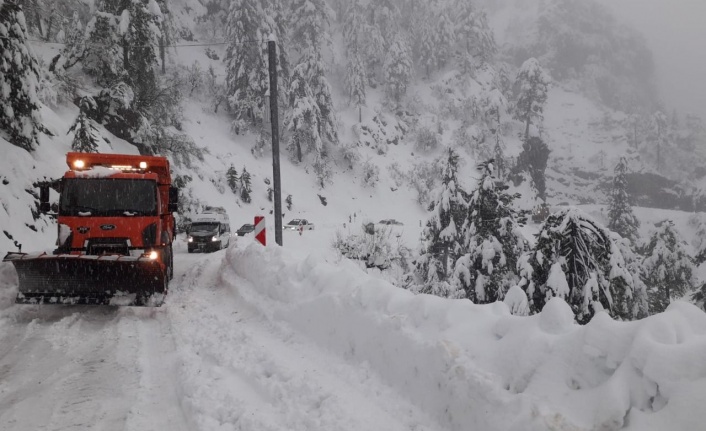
[225,242,706,431]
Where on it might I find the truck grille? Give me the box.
[87,238,130,256]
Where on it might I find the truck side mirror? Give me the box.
[39,184,51,213]
[168,186,179,213]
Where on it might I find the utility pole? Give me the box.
[268,38,283,246]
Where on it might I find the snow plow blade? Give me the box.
[3,252,166,306]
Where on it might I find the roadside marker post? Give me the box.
[255,216,266,246]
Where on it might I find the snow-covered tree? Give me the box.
[59,11,85,69]
[521,208,641,324]
[455,3,496,73]
[121,0,162,106]
[647,110,670,173]
[299,50,338,145]
[417,18,438,78]
[240,167,252,203]
[290,0,337,146]
[226,165,239,194]
[342,0,365,54]
[453,160,528,304]
[345,48,367,122]
[224,0,269,127]
[383,33,413,107]
[513,58,551,141]
[68,96,102,153]
[82,12,123,85]
[515,136,550,202]
[415,148,467,298]
[286,63,322,164]
[641,221,696,314]
[0,2,43,152]
[607,157,640,244]
[435,9,455,69]
[290,0,332,55]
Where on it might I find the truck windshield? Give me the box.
[190,222,219,233]
[60,178,158,216]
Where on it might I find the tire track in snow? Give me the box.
[168,247,444,431]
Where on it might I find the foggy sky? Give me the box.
[597,0,706,119]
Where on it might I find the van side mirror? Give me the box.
[39,184,51,213]
[168,186,179,212]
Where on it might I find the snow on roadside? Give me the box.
[225,241,706,431]
[166,248,444,431]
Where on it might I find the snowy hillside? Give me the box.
[2,0,706,429]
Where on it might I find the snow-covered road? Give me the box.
[0,245,443,431]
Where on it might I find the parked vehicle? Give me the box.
[188,210,231,253]
[284,219,315,230]
[236,223,255,236]
[532,203,551,223]
[378,219,404,225]
[3,152,178,306]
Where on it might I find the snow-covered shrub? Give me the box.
[333,224,406,272]
[408,161,440,206]
[642,220,696,314]
[339,141,361,169]
[521,208,643,324]
[361,161,380,188]
[387,162,405,188]
[414,126,440,153]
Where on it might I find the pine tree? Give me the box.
[59,11,84,69]
[82,12,123,85]
[452,160,528,304]
[455,3,496,73]
[0,2,43,152]
[415,148,467,298]
[383,33,413,107]
[513,58,551,141]
[435,9,455,69]
[286,63,322,164]
[642,221,696,314]
[122,0,161,107]
[226,164,239,194]
[300,50,338,145]
[240,167,252,203]
[345,48,367,122]
[416,16,438,78]
[607,157,640,244]
[68,96,102,153]
[521,208,640,324]
[342,0,365,54]
[515,136,550,202]
[290,0,337,145]
[224,0,269,126]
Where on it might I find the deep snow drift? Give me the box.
[1,231,705,430]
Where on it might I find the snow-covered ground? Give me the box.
[1,216,706,430]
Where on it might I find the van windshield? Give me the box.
[191,222,219,233]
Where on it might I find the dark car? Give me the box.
[236,223,255,236]
[379,219,404,225]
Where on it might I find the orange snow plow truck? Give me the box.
[3,152,178,306]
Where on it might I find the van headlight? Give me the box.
[188,236,193,242]
[211,236,218,242]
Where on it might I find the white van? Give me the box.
[187,208,231,253]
